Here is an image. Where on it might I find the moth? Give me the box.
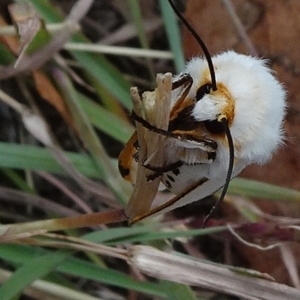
[118,0,286,222]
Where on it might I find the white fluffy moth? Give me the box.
[119,0,286,224]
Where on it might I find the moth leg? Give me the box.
[131,111,217,152]
[171,73,193,111]
[131,73,217,152]
[172,73,193,90]
[144,160,183,181]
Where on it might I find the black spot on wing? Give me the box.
[165,180,172,189]
[172,168,180,176]
[167,174,175,182]
[118,164,130,178]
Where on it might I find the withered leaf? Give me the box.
[8,2,41,66]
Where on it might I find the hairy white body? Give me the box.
[157,51,286,213]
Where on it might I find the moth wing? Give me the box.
[118,131,138,183]
[154,159,247,216]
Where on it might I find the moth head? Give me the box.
[187,51,286,164]
[192,81,234,135]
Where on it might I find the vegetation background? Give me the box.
[0,0,299,299]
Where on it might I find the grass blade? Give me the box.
[229,178,300,202]
[29,0,133,109]
[0,244,167,298]
[0,142,101,178]
[159,0,185,72]
[78,92,134,144]
[0,249,71,300]
[54,68,130,203]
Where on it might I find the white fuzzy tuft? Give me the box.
[184,51,286,165]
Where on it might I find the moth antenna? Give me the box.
[167,0,217,91]
[202,118,234,227]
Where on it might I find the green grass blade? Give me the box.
[61,256,166,298]
[159,0,185,73]
[128,0,155,80]
[0,142,101,178]
[71,50,132,109]
[54,69,130,203]
[229,178,300,202]
[0,249,71,300]
[0,43,16,65]
[0,244,167,298]
[29,0,132,109]
[1,168,35,194]
[78,92,134,144]
[161,280,200,300]
[103,226,227,245]
[82,223,162,243]
[0,143,298,205]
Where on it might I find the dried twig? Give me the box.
[128,245,300,300]
[124,73,172,220]
[0,0,94,79]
